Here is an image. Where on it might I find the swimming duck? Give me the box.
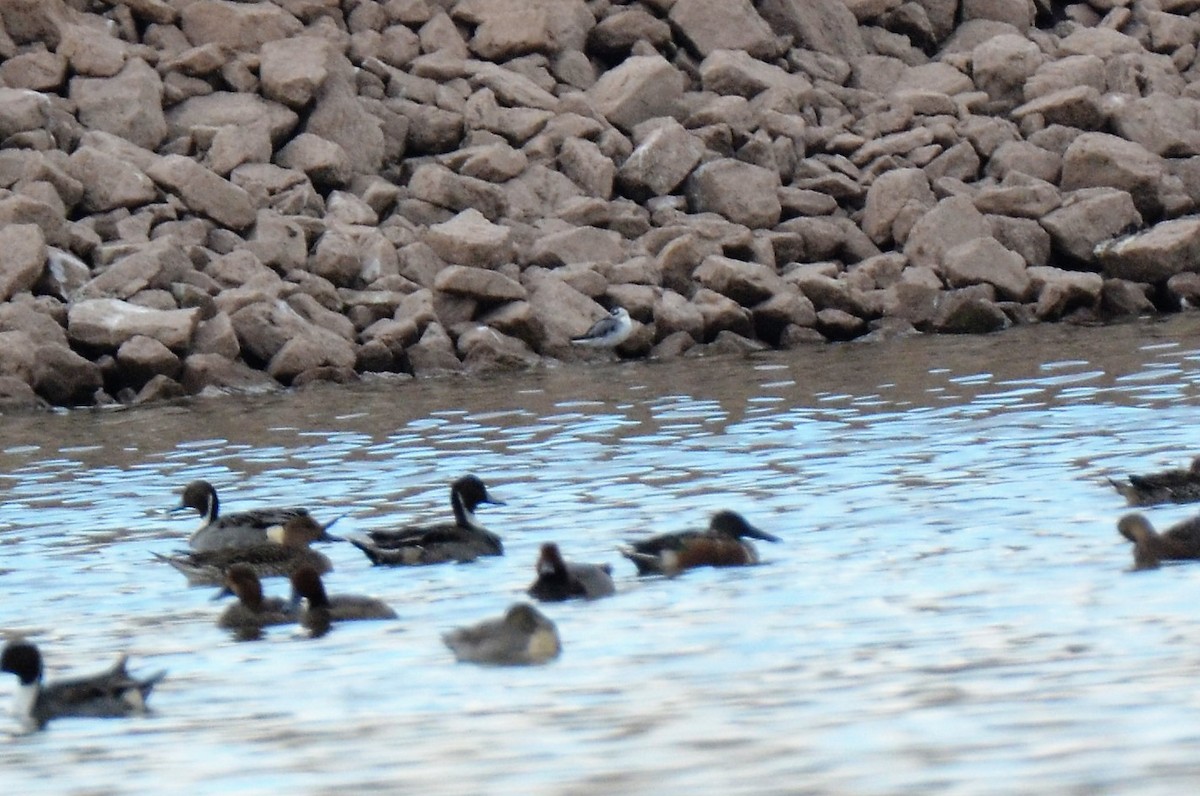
[290,565,397,637]
[1117,512,1200,570]
[619,510,780,576]
[348,475,505,566]
[154,513,337,587]
[172,479,312,551]
[1111,457,1200,507]
[0,641,165,731]
[527,543,615,601]
[213,563,297,638]
[571,306,634,348]
[443,603,561,666]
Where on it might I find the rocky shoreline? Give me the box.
[0,0,1196,410]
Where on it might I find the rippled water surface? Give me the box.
[5,316,1200,794]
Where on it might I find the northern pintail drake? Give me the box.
[443,603,561,666]
[0,641,165,731]
[1117,512,1200,570]
[527,543,615,602]
[571,306,633,348]
[173,479,312,551]
[348,475,505,566]
[620,510,780,576]
[1111,457,1200,507]
[213,563,297,638]
[290,565,397,637]
[154,513,337,587]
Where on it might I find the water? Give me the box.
[3,315,1200,794]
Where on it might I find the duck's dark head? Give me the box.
[536,543,567,577]
[173,480,218,520]
[0,641,42,685]
[217,564,264,608]
[1117,513,1155,544]
[290,565,330,609]
[453,475,505,512]
[710,510,779,542]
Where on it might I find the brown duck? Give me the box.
[1117,512,1200,570]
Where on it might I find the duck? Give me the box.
[348,475,505,566]
[619,510,780,576]
[172,479,313,551]
[213,563,297,637]
[442,603,561,666]
[154,513,338,587]
[570,306,633,348]
[290,565,397,637]
[527,543,615,601]
[0,640,165,731]
[1110,457,1200,506]
[1117,512,1200,570]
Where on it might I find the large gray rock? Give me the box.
[903,196,992,271]
[69,58,166,151]
[453,0,592,59]
[1096,217,1200,283]
[668,0,782,59]
[408,163,508,220]
[68,299,200,351]
[434,265,527,302]
[616,119,704,200]
[1040,187,1143,265]
[686,159,781,229]
[1109,94,1200,158]
[529,226,625,267]
[67,146,158,213]
[146,155,257,229]
[179,0,302,52]
[1061,133,1167,220]
[586,55,685,133]
[32,340,103,406]
[425,209,513,268]
[694,255,787,307]
[259,36,331,109]
[759,0,866,57]
[941,237,1031,301]
[0,224,46,301]
[862,167,936,246]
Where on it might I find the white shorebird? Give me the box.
[570,307,633,348]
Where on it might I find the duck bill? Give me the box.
[168,503,190,515]
[211,585,234,601]
[745,526,781,543]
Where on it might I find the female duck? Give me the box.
[214,563,297,637]
[290,565,397,637]
[1117,512,1200,570]
[155,513,338,586]
[527,543,615,601]
[443,603,561,666]
[1111,457,1200,507]
[172,479,312,551]
[620,510,780,576]
[349,475,505,566]
[0,640,165,731]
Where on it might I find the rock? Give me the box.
[180,352,279,395]
[68,59,167,151]
[408,163,508,221]
[178,0,303,53]
[586,54,685,133]
[558,138,615,198]
[68,298,200,352]
[406,322,463,376]
[686,159,781,229]
[0,374,49,411]
[760,0,866,58]
[434,265,526,302]
[1095,217,1200,284]
[903,195,992,271]
[32,341,103,405]
[972,33,1043,108]
[1027,266,1104,320]
[529,226,625,267]
[694,255,787,307]
[457,325,540,372]
[453,0,592,59]
[146,155,257,230]
[1109,94,1200,157]
[0,223,46,301]
[1040,188,1142,265]
[616,119,705,201]
[669,0,782,60]
[67,146,158,213]
[116,335,182,384]
[1061,132,1167,220]
[931,287,1009,334]
[941,237,1031,301]
[862,167,936,246]
[167,92,298,145]
[267,330,358,384]
[259,37,330,109]
[424,209,513,268]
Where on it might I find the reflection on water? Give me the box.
[4,316,1200,794]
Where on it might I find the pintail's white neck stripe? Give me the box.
[13,682,37,727]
